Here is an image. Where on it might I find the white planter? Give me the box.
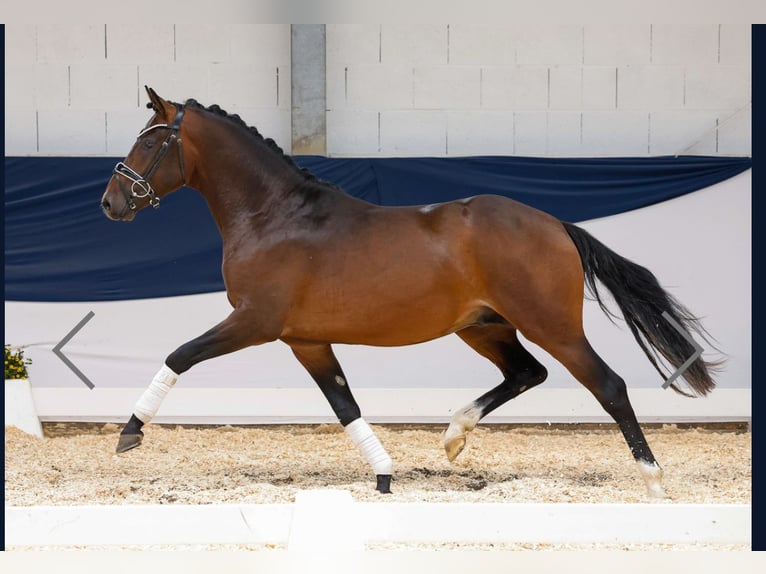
[5,379,43,438]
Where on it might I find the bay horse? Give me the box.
[101,87,719,497]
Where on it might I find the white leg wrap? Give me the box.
[345,418,393,476]
[134,364,179,424]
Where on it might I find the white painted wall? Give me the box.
[5,23,752,157]
[5,24,292,156]
[325,24,751,157]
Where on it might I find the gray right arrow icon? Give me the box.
[53,311,96,390]
[660,310,704,390]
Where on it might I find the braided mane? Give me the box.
[156,98,319,183]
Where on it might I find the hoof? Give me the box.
[637,460,669,499]
[442,432,466,463]
[646,483,670,499]
[116,432,143,454]
[376,474,392,494]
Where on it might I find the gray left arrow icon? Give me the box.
[53,311,96,389]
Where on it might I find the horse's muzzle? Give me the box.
[101,188,135,222]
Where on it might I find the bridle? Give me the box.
[113,104,186,211]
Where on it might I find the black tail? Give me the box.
[562,222,721,397]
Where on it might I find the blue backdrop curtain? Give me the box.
[4,155,751,302]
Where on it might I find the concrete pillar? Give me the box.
[291,25,326,155]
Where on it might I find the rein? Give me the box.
[113,104,187,211]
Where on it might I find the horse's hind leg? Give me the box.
[443,325,548,461]
[289,342,393,493]
[533,334,667,498]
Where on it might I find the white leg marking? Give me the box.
[134,364,179,424]
[443,403,481,444]
[442,403,482,461]
[345,418,392,475]
[637,460,668,499]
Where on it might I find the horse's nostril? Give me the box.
[101,199,111,213]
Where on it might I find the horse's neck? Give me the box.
[199,174,316,238]
[188,124,316,235]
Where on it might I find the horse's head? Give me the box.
[101,86,187,221]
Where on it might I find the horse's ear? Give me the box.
[145,86,173,119]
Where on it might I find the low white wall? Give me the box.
[6,496,750,548]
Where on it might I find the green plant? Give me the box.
[5,345,32,380]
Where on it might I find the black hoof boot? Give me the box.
[116,414,145,454]
[376,474,392,494]
[116,433,143,453]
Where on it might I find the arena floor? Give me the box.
[5,422,751,550]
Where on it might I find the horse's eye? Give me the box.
[143,138,155,150]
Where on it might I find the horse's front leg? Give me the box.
[289,342,393,493]
[116,309,273,453]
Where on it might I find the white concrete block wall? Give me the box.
[36,24,105,63]
[685,65,751,109]
[414,66,480,109]
[344,65,413,109]
[718,107,752,156]
[106,25,175,63]
[446,111,515,156]
[137,64,210,106]
[7,64,69,109]
[326,24,380,66]
[514,25,584,66]
[547,112,583,156]
[581,111,649,156]
[583,24,650,66]
[513,111,548,156]
[581,67,616,110]
[5,24,291,156]
[651,25,719,65]
[481,67,549,110]
[326,110,379,155]
[380,111,447,155]
[381,24,447,66]
[448,25,514,66]
[548,67,581,110]
[208,65,280,108]
[69,65,138,109]
[5,24,36,65]
[649,111,718,156]
[106,109,154,155]
[5,22,752,158]
[719,24,752,66]
[617,66,685,110]
[6,110,37,152]
[37,109,106,155]
[326,23,751,157]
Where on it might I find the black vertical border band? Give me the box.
[1,22,7,553]
[752,23,763,553]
